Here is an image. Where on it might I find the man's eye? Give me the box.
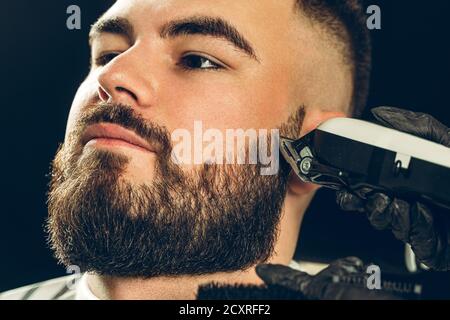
[178,54,224,71]
[94,52,120,66]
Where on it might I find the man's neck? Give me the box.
[87,267,264,300]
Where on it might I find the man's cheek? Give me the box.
[66,76,99,138]
[164,83,255,129]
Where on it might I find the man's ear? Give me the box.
[287,108,347,196]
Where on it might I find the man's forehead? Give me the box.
[109,0,297,13]
[102,0,298,33]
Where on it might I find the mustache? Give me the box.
[74,102,172,157]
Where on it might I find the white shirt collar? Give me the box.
[75,273,99,300]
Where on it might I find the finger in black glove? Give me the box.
[256,257,401,300]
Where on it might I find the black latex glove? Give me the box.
[336,107,450,271]
[256,257,401,300]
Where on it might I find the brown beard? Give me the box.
[46,103,304,278]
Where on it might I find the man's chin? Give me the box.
[80,145,158,184]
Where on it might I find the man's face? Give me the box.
[47,0,352,277]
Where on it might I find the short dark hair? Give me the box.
[296,0,372,117]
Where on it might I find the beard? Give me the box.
[46,103,304,278]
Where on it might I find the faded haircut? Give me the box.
[296,0,372,117]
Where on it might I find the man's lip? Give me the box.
[81,123,155,153]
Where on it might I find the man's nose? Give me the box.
[96,49,155,108]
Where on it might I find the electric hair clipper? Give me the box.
[280,118,450,209]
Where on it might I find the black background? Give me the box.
[0,1,449,292]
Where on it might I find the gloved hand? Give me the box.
[256,257,401,300]
[336,107,450,271]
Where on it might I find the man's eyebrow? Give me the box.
[89,17,134,45]
[159,16,259,61]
